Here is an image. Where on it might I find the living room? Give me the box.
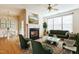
[0,4,79,54]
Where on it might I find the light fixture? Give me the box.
[47,4,58,12]
[48,4,52,11]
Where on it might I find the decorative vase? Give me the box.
[43,22,47,36]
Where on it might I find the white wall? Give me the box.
[73,9,79,33]
[39,16,43,37]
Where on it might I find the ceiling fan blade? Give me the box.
[52,4,58,7]
[54,4,58,6]
[47,4,58,11]
[53,8,58,10]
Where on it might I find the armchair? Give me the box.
[31,39,52,54]
[19,34,29,50]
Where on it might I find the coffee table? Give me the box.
[47,37,60,43]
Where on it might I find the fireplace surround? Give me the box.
[29,28,39,40]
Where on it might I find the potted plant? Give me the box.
[43,22,47,35]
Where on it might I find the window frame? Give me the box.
[47,14,73,32]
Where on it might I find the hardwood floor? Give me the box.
[0,37,31,54]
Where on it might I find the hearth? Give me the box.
[29,28,39,40]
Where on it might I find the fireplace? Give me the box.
[29,28,39,40]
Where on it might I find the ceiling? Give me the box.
[0,8,23,16]
[25,4,79,17]
[0,5,26,16]
[0,4,79,16]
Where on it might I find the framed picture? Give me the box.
[28,13,39,24]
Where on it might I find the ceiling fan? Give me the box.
[47,4,58,11]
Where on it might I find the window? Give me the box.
[47,14,73,32]
[63,15,73,32]
[0,16,18,37]
[48,19,54,30]
[0,17,6,28]
[54,17,62,30]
